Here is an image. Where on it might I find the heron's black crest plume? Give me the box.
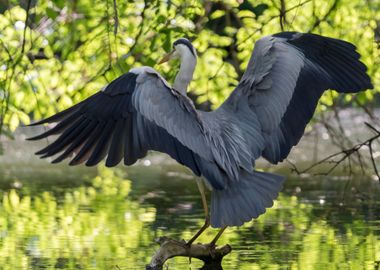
[173,38,196,56]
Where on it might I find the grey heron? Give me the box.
[28,32,373,245]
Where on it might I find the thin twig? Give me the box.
[365,122,380,135]
[288,0,304,28]
[21,0,32,54]
[279,0,287,31]
[288,123,380,181]
[309,0,340,32]
[127,0,148,56]
[368,143,380,180]
[239,0,312,45]
[113,0,119,35]
[286,0,312,13]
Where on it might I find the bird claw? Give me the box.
[207,242,216,249]
[205,243,217,258]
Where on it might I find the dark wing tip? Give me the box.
[26,94,94,129]
[281,31,373,93]
[361,80,374,91]
[68,156,85,166]
[35,148,47,155]
[105,159,119,167]
[85,161,98,167]
[51,158,63,164]
[27,120,48,127]
[26,135,42,141]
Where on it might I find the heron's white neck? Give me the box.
[173,51,196,95]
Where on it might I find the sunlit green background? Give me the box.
[1,0,380,269]
[0,0,379,135]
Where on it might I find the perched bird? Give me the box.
[28,32,373,245]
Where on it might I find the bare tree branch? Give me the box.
[21,0,32,54]
[279,0,287,31]
[127,0,148,56]
[239,0,312,46]
[113,0,119,35]
[309,0,340,32]
[287,123,380,181]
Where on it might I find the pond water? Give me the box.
[0,136,380,270]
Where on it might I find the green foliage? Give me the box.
[0,0,379,136]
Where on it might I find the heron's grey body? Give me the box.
[29,32,373,228]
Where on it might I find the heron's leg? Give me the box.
[187,178,210,245]
[209,226,227,247]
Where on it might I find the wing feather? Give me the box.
[86,120,116,166]
[51,120,97,163]
[105,119,127,167]
[28,69,219,186]
[220,32,373,164]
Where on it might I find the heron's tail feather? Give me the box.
[210,170,285,228]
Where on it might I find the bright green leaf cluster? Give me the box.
[0,0,378,137]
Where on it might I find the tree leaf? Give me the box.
[239,2,268,18]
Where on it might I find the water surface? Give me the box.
[0,137,379,269]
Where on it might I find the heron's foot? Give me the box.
[186,215,210,246]
[207,239,217,250]
[206,241,216,249]
[205,234,224,259]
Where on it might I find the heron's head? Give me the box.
[158,38,197,64]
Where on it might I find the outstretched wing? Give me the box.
[220,32,373,164]
[28,68,214,179]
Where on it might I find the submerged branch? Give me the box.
[146,237,231,270]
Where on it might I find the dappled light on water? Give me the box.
[0,163,379,269]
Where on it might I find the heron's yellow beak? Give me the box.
[158,50,175,64]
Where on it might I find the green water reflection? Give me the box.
[0,163,379,269]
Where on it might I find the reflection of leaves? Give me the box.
[0,166,157,269]
[0,176,380,269]
[92,165,131,196]
[0,168,379,269]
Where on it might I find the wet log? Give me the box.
[146,236,231,270]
